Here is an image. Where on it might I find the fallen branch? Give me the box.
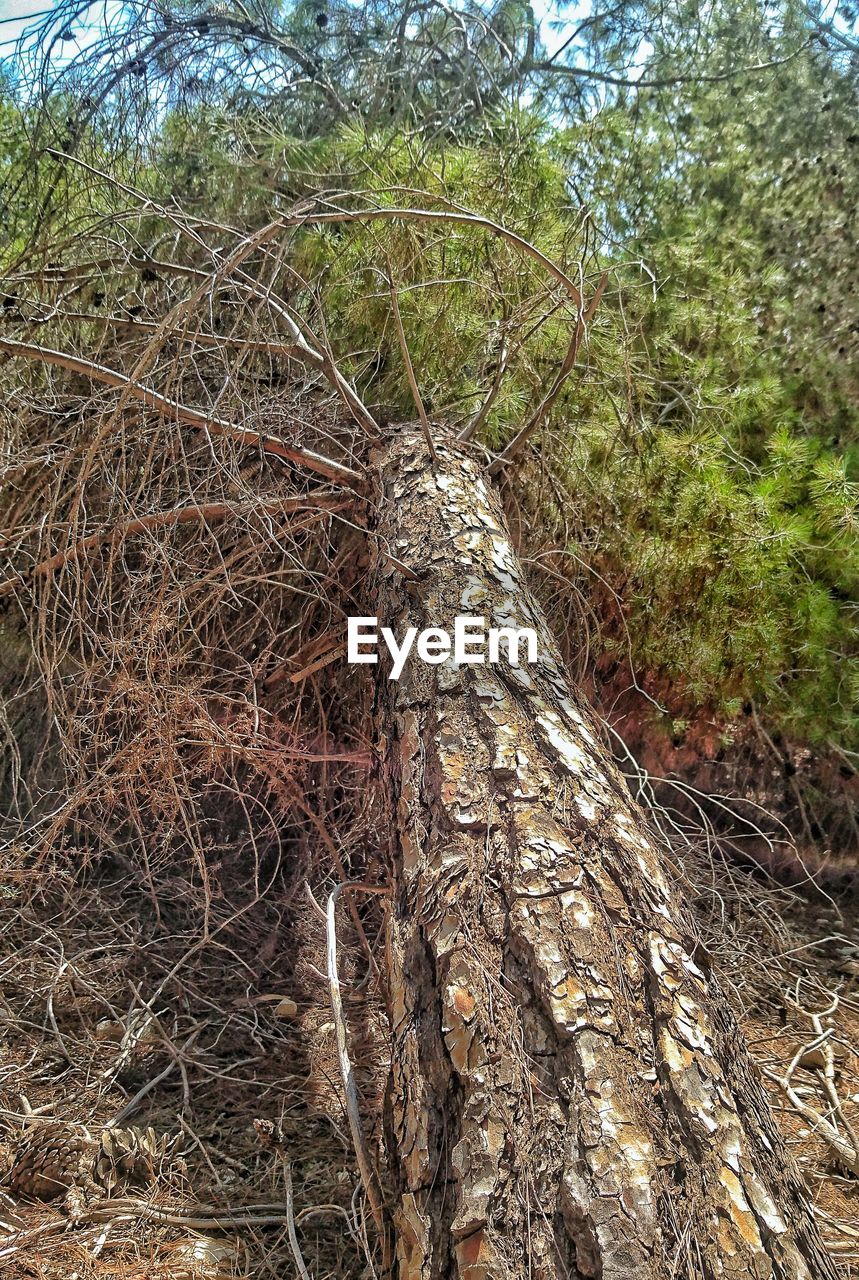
[0,1196,348,1258]
[283,205,584,308]
[764,990,859,1176]
[41,154,381,439]
[285,1161,314,1280]
[0,337,363,489]
[289,644,347,684]
[458,334,512,442]
[388,276,436,462]
[23,309,323,361]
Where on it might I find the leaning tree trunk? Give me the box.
[369,428,836,1280]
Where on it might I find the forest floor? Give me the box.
[0,845,388,1280]
[0,722,857,1279]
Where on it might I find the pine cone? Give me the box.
[4,1123,172,1204]
[5,1128,97,1201]
[95,1125,162,1191]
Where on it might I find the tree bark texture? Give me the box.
[369,429,836,1280]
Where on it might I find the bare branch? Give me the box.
[281,205,584,309]
[40,151,381,439]
[0,337,364,489]
[527,39,815,88]
[388,276,436,461]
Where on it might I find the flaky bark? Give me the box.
[369,428,836,1280]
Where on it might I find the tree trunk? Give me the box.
[369,428,836,1280]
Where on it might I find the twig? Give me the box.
[45,958,70,1062]
[289,645,347,684]
[388,276,436,462]
[319,881,392,1270]
[285,1160,314,1280]
[108,1060,178,1127]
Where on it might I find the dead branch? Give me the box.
[41,150,381,439]
[289,644,348,684]
[388,276,436,461]
[281,204,584,309]
[0,336,363,488]
[764,989,859,1176]
[285,1160,315,1280]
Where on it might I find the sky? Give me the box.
[0,0,122,70]
[0,0,59,52]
